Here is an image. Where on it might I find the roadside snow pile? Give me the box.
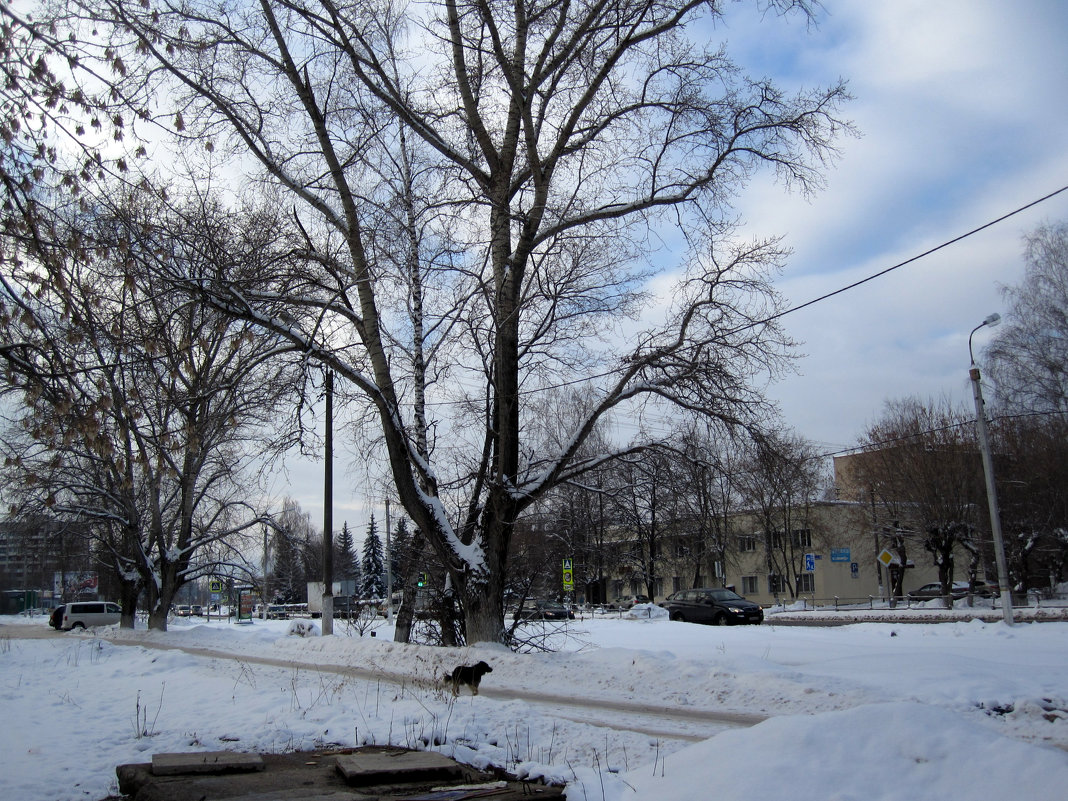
[615,702,1068,801]
[287,619,320,637]
[623,603,668,620]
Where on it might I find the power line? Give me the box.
[756,184,1068,328]
[419,183,1068,405]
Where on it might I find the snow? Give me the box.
[2,610,1066,801]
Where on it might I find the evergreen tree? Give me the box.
[391,518,411,582]
[336,521,360,586]
[361,514,386,600]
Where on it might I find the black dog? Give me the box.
[447,661,492,696]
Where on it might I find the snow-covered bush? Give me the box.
[287,620,320,637]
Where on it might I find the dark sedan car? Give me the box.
[515,600,575,621]
[660,588,763,626]
[908,581,996,601]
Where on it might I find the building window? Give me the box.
[797,573,814,593]
[768,574,784,594]
[739,535,757,552]
[672,576,682,593]
[791,529,812,548]
[741,575,759,595]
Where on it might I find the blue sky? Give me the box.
[284,0,1068,528]
[707,0,1068,452]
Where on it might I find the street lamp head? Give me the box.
[969,312,1001,365]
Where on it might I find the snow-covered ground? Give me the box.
[2,607,1066,801]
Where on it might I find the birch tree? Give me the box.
[987,221,1068,415]
[29,0,850,642]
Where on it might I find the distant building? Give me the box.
[592,496,980,607]
[0,518,94,610]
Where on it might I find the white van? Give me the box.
[54,601,121,630]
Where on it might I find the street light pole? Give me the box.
[322,370,334,635]
[968,313,1013,625]
[385,498,393,624]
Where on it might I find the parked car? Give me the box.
[266,605,289,620]
[516,600,575,621]
[908,581,996,601]
[660,588,763,626]
[51,601,121,630]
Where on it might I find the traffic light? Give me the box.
[417,572,428,587]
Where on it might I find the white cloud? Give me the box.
[709,0,1068,449]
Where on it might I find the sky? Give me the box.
[271,0,1068,535]
[3,605,1068,801]
[716,0,1068,453]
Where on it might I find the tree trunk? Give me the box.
[392,529,426,645]
[463,577,506,645]
[118,578,140,629]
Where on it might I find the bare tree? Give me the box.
[603,448,681,599]
[672,422,745,589]
[33,0,850,642]
[734,429,826,599]
[986,220,1068,414]
[851,399,986,604]
[1,188,298,628]
[992,414,1068,592]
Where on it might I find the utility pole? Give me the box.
[261,522,268,620]
[969,314,1013,625]
[385,498,393,623]
[322,370,334,635]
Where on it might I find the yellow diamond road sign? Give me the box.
[878,549,897,567]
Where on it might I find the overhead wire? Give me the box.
[414,183,1068,407]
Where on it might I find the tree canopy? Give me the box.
[4,0,851,641]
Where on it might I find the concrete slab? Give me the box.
[151,751,265,775]
[116,748,564,801]
[335,750,463,786]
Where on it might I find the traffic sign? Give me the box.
[562,569,574,589]
[804,553,815,572]
[877,549,897,567]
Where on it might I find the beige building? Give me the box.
[599,499,951,607]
